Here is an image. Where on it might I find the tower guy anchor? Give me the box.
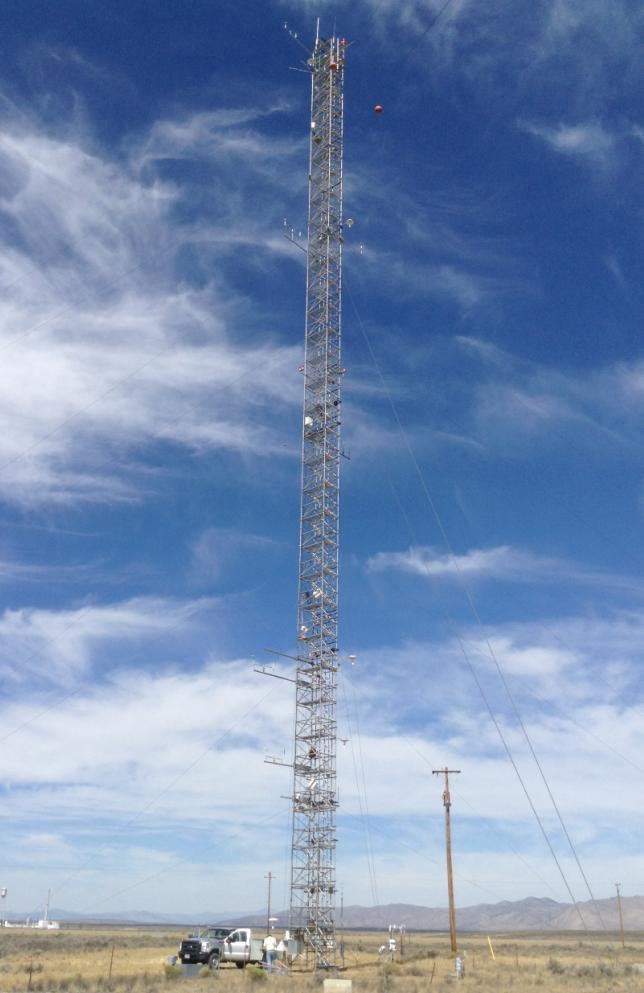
[287,22,347,970]
[433,767,461,954]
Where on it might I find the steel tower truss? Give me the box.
[289,28,345,969]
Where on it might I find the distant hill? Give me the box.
[332,895,644,932]
[12,894,644,932]
[230,895,644,932]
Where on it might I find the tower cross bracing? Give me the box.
[289,27,345,970]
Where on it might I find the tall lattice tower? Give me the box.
[289,24,346,970]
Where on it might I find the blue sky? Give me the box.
[2,0,644,921]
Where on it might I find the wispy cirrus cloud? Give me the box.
[367,543,539,580]
[337,0,644,142]
[288,0,641,115]
[345,163,532,313]
[189,527,276,584]
[0,100,305,507]
[366,543,644,598]
[0,595,215,688]
[454,336,644,455]
[518,119,616,167]
[0,557,91,582]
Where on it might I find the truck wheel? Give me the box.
[208,952,220,971]
[235,961,246,969]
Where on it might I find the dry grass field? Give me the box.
[1,927,644,992]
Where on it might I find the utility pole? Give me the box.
[287,20,347,971]
[433,768,461,954]
[265,872,274,935]
[615,882,625,948]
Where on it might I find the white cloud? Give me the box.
[345,164,531,313]
[367,544,545,580]
[0,103,304,507]
[0,632,297,911]
[0,595,215,688]
[189,527,275,583]
[367,543,644,602]
[339,611,644,870]
[2,600,644,911]
[603,251,627,288]
[453,336,644,458]
[134,105,300,172]
[518,119,616,165]
[0,557,87,582]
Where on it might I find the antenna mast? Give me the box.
[289,27,346,969]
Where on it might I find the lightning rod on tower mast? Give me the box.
[288,25,347,970]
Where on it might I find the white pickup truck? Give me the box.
[179,926,265,970]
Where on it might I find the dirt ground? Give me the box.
[1,926,644,992]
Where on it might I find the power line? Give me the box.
[339,670,380,907]
[367,820,507,903]
[344,273,592,929]
[406,0,460,59]
[382,469,598,917]
[407,737,564,901]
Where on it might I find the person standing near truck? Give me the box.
[263,933,277,972]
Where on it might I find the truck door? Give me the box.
[229,929,249,960]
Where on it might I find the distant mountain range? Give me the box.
[12,894,644,932]
[335,895,644,932]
